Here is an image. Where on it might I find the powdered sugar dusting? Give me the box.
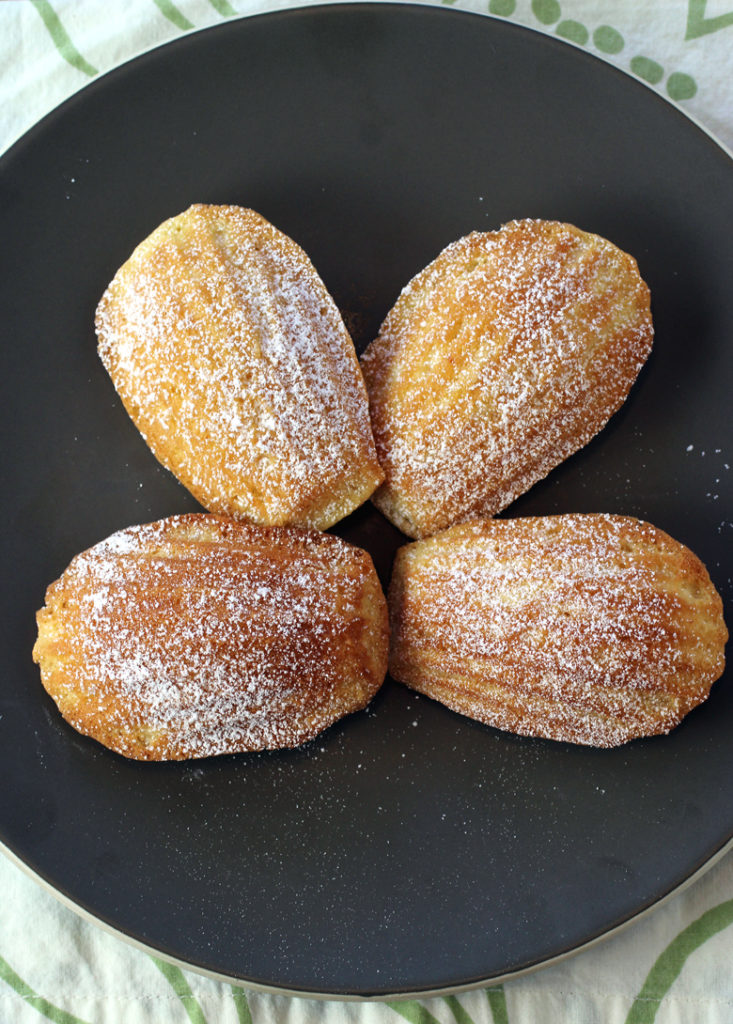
[95,205,382,530]
[34,515,388,759]
[389,514,727,747]
[361,220,654,538]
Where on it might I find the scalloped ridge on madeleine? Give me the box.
[33,514,389,760]
[361,220,654,538]
[95,204,383,531]
[388,514,727,747]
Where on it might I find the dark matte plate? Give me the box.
[1,3,732,998]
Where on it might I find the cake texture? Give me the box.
[388,514,727,747]
[33,514,389,760]
[361,219,654,538]
[96,204,383,530]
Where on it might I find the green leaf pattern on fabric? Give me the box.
[28,0,98,76]
[230,985,255,1024]
[491,0,732,99]
[0,954,92,1024]
[151,0,196,30]
[685,0,733,39]
[485,987,510,1024]
[386,1001,444,1023]
[207,0,240,14]
[625,899,733,1023]
[150,957,212,1024]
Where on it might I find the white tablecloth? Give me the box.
[1,2,732,1022]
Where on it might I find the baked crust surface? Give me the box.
[388,514,727,747]
[33,514,389,760]
[96,204,383,531]
[361,220,654,538]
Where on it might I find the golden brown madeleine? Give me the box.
[96,205,383,531]
[388,514,727,747]
[33,514,389,760]
[361,220,653,538]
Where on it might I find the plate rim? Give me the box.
[2,833,731,1000]
[2,2,732,168]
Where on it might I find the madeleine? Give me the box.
[361,220,653,538]
[388,514,726,747]
[33,514,389,759]
[96,204,383,530]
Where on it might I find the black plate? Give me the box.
[1,3,732,998]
